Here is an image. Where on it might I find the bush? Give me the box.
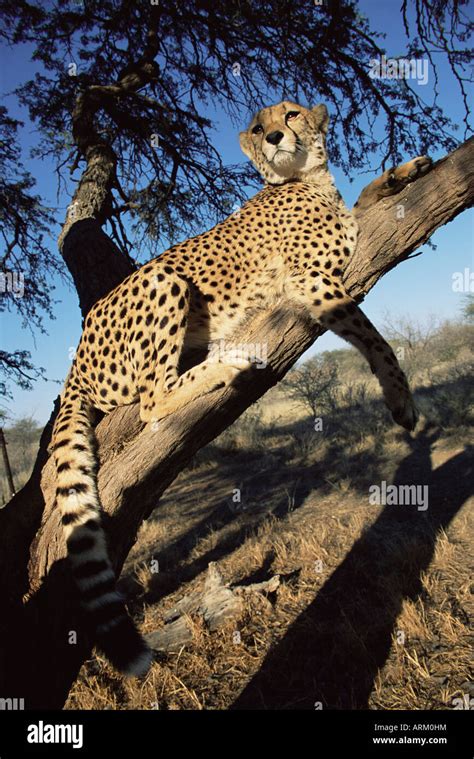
[282,353,339,418]
[0,416,41,504]
[418,361,474,432]
[214,404,269,452]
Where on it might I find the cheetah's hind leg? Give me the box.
[133,273,252,425]
[131,272,192,424]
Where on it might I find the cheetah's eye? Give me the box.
[286,111,300,122]
[251,124,263,135]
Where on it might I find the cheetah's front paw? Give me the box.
[387,155,432,190]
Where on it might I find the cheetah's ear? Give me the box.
[239,131,253,159]
[311,104,330,136]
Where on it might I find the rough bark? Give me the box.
[0,137,472,709]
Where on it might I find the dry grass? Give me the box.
[66,416,473,710]
[370,511,473,710]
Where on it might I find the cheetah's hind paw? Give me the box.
[390,394,419,431]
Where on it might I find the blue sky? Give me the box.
[0,0,472,424]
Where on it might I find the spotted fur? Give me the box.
[52,100,429,676]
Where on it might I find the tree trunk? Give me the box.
[0,137,472,709]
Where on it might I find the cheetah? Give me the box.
[51,100,431,676]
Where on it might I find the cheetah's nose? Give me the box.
[266,130,284,145]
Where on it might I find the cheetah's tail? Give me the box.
[52,392,152,677]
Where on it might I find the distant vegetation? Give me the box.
[213,315,474,461]
[0,416,41,504]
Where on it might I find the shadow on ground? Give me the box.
[229,429,473,709]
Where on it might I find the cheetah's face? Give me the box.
[239,101,329,185]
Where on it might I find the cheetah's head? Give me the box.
[239,101,329,185]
